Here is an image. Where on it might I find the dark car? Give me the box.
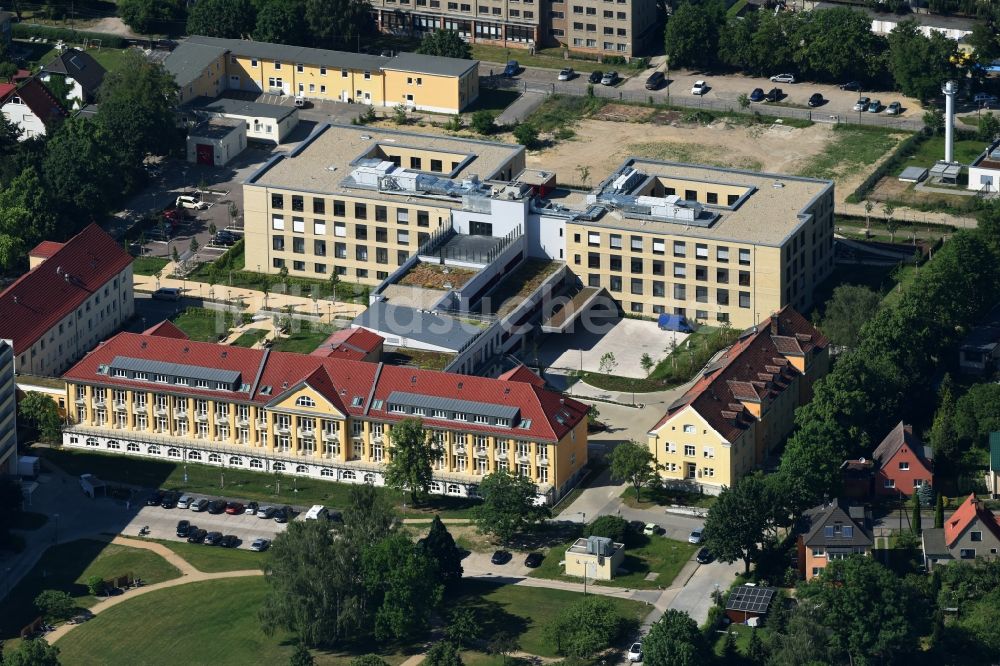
[212,235,236,247]
[219,534,239,548]
[645,71,665,90]
[503,60,519,77]
[524,553,544,568]
[491,550,511,565]
[160,491,179,509]
[765,87,783,102]
[589,70,603,84]
[190,498,209,512]
[246,501,259,516]
[749,87,764,102]
[208,500,226,515]
[258,506,276,520]
[807,92,824,107]
[696,547,714,564]
[839,80,862,91]
[187,528,207,544]
[225,502,245,515]
[176,520,191,538]
[274,506,294,523]
[628,520,646,533]
[204,531,223,545]
[145,490,165,506]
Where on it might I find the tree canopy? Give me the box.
[643,609,710,666]
[820,284,882,349]
[362,532,443,641]
[18,392,63,441]
[417,30,472,59]
[544,596,627,658]
[187,0,258,37]
[608,440,658,500]
[420,515,464,582]
[474,470,549,546]
[304,0,373,49]
[117,0,187,34]
[887,21,960,100]
[254,0,309,45]
[385,418,436,504]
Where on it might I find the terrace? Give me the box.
[479,259,563,318]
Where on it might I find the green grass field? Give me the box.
[231,328,269,348]
[142,538,265,573]
[1,539,181,640]
[471,45,609,73]
[170,307,229,342]
[899,135,983,171]
[466,88,521,115]
[620,485,717,510]
[132,256,169,277]
[270,327,332,354]
[797,125,905,181]
[37,448,481,519]
[529,535,697,590]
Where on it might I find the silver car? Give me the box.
[558,67,575,81]
[190,498,209,512]
[601,71,618,86]
[177,495,193,509]
[852,96,870,112]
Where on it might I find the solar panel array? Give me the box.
[726,586,775,614]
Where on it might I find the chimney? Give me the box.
[770,313,778,336]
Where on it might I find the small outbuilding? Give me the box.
[186,118,246,166]
[725,584,777,624]
[564,536,625,581]
[185,96,299,144]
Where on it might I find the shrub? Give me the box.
[34,589,75,621]
[587,515,630,543]
[470,109,497,135]
[86,575,106,596]
[512,123,539,148]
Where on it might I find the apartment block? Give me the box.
[61,327,589,503]
[0,339,16,475]
[645,308,829,493]
[549,0,659,56]
[0,224,134,377]
[165,36,479,113]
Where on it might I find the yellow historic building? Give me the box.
[61,326,588,503]
[646,307,829,493]
[165,35,479,113]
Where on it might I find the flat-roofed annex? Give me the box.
[248,123,524,198]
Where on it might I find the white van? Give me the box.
[305,505,328,521]
[176,195,208,210]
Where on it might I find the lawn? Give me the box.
[577,371,665,394]
[713,623,767,656]
[899,135,984,172]
[36,448,481,519]
[620,485,717,510]
[451,580,649,657]
[471,44,609,73]
[645,325,739,386]
[132,256,169,277]
[142,538,264,573]
[231,328,269,348]
[89,48,134,73]
[170,307,230,342]
[270,327,333,354]
[1,539,181,640]
[797,125,905,181]
[529,534,697,590]
[526,94,606,135]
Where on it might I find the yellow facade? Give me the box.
[177,52,227,105]
[648,408,754,490]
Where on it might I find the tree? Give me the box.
[117,0,187,34]
[766,600,836,666]
[664,1,724,68]
[0,103,22,150]
[703,474,771,574]
[86,574,106,596]
[643,609,710,666]
[470,110,496,135]
[187,0,257,37]
[746,627,767,664]
[793,7,880,82]
[172,246,181,264]
[304,0,372,49]
[969,21,1000,65]
[931,379,960,470]
[290,642,315,666]
[924,108,945,136]
[820,284,882,349]
[3,639,61,666]
[979,112,1000,142]
[363,533,443,641]
[446,607,481,648]
[737,92,750,111]
[598,351,617,375]
[34,589,75,621]
[417,29,472,59]
[190,237,200,254]
[608,440,658,501]
[487,632,520,665]
[545,596,625,658]
[512,123,539,149]
[640,353,655,376]
[720,629,738,662]
[935,493,945,528]
[954,382,1000,447]
[342,482,398,546]
[421,515,464,583]
[887,21,959,100]
[883,203,899,242]
[911,491,922,536]
[392,104,408,125]
[587,515,630,543]
[474,469,550,546]
[42,119,118,221]
[17,389,62,442]
[384,418,436,504]
[424,641,463,666]
[351,656,390,666]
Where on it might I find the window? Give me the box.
[271,194,284,209]
[739,248,751,265]
[630,278,643,295]
[972,531,983,542]
[739,292,751,308]
[695,244,708,259]
[296,396,316,407]
[898,461,909,470]
[272,236,285,251]
[674,284,686,300]
[314,221,326,235]
[673,263,686,278]
[960,549,976,559]
[272,215,285,230]
[717,246,729,262]
[355,202,367,219]
[684,445,696,456]
[884,478,896,488]
[673,241,686,257]
[333,200,345,216]
[631,236,643,251]
[609,234,622,249]
[717,268,729,283]
[683,425,695,433]
[314,240,326,256]
[717,289,729,306]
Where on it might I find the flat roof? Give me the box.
[352,301,482,351]
[188,96,297,121]
[248,124,523,200]
[190,118,243,140]
[580,159,832,247]
[387,52,478,78]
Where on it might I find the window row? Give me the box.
[271,195,436,225]
[576,234,752,265]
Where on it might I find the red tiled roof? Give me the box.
[13,69,32,82]
[142,320,189,340]
[497,364,546,388]
[10,77,68,126]
[0,224,133,356]
[649,307,828,441]
[945,494,1000,547]
[0,83,15,103]
[28,241,65,259]
[62,330,588,443]
[310,327,384,360]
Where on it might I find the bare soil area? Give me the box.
[398,263,477,289]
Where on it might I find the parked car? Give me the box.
[839,80,862,91]
[175,195,208,210]
[524,553,544,568]
[974,92,998,105]
[696,547,714,564]
[749,87,764,102]
[769,73,795,83]
[852,96,870,112]
[558,67,575,81]
[627,642,643,663]
[691,80,708,95]
[628,520,646,533]
[204,531,223,545]
[293,95,309,108]
[246,501,259,516]
[160,491,179,509]
[867,99,881,113]
[765,87,782,102]
[808,93,824,107]
[187,528,207,544]
[208,500,226,515]
[190,498,209,512]
[588,70,603,84]
[503,60,519,77]
[688,529,704,544]
[886,101,901,115]
[177,495,193,509]
[145,490,165,506]
[257,506,276,519]
[491,550,511,565]
[225,502,245,515]
[250,538,271,552]
[212,234,236,247]
[643,523,660,536]
[219,534,239,548]
[151,287,181,301]
[645,71,665,90]
[274,506,293,523]
[176,520,191,537]
[601,71,618,86]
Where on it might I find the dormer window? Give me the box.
[474,415,489,424]
[196,380,209,389]
[175,377,188,386]
[296,396,316,407]
[113,368,127,377]
[351,396,364,407]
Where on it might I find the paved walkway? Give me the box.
[496,91,547,125]
[47,535,262,645]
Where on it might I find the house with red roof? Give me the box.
[873,421,934,497]
[646,307,829,493]
[310,327,384,362]
[0,224,134,377]
[922,494,1000,569]
[0,76,68,140]
[60,327,589,503]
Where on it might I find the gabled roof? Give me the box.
[5,77,69,126]
[497,364,546,388]
[944,494,1000,547]
[62,330,588,443]
[163,40,228,89]
[650,307,828,442]
[872,421,933,470]
[0,224,133,355]
[0,83,14,103]
[142,320,190,340]
[42,48,107,95]
[310,327,384,360]
[802,498,874,547]
[28,240,65,260]
[386,52,478,78]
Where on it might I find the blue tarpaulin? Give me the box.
[658,314,694,332]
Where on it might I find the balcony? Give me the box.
[93,399,106,409]
[75,396,86,405]
[453,445,467,455]
[194,412,208,422]
[538,456,549,466]
[495,450,508,460]
[275,424,291,435]
[154,405,168,415]
[474,448,489,458]
[298,428,315,438]
[236,417,249,427]
[172,409,187,419]
[113,401,128,411]
[516,453,530,463]
[322,430,340,442]
[215,414,229,425]
[372,434,384,443]
[133,403,147,414]
[255,420,268,430]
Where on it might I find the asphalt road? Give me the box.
[125,502,289,548]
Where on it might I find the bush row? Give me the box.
[12,23,127,49]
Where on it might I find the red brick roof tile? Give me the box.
[310,327,384,360]
[28,240,65,259]
[945,494,1000,547]
[142,320,189,340]
[497,364,546,388]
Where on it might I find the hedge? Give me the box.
[12,23,127,50]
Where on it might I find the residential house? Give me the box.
[922,493,1000,569]
[39,48,107,108]
[646,307,830,494]
[0,77,69,140]
[873,421,934,497]
[840,457,874,500]
[797,498,874,580]
[958,301,1000,375]
[985,433,1000,497]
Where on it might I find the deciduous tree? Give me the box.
[423,640,463,666]
[363,533,443,641]
[545,596,625,658]
[887,21,959,100]
[385,418,436,504]
[3,639,61,666]
[255,0,308,45]
[187,0,257,37]
[416,29,472,59]
[643,609,709,666]
[664,1,724,69]
[117,0,186,34]
[304,0,372,49]
[34,589,75,621]
[703,474,770,574]
[474,469,549,546]
[820,284,882,349]
[609,440,658,501]
[445,608,481,648]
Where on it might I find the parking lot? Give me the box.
[122,501,289,550]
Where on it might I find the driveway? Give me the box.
[537,318,688,378]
